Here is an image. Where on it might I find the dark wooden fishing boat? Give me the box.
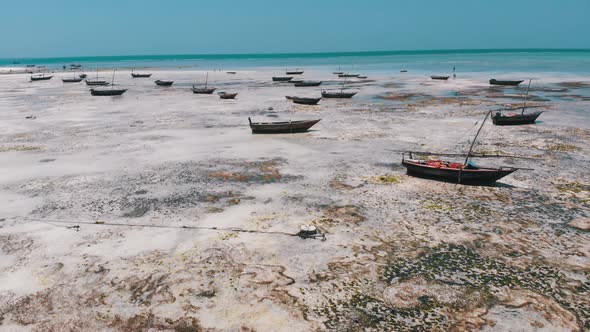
[285,96,295,100]
[286,69,304,75]
[192,72,216,94]
[400,70,408,73]
[291,97,321,105]
[218,92,238,99]
[333,71,344,75]
[321,90,357,98]
[357,75,368,79]
[401,111,519,184]
[30,74,53,81]
[70,64,81,68]
[338,73,359,78]
[154,80,174,86]
[79,73,87,79]
[226,71,237,74]
[294,80,322,87]
[131,72,152,78]
[90,88,127,96]
[91,69,126,96]
[86,80,109,86]
[430,75,450,80]
[248,117,320,134]
[492,111,542,125]
[62,77,83,83]
[272,76,294,82]
[289,79,304,84]
[492,80,542,125]
[489,79,524,86]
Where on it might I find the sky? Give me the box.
[1,0,589,58]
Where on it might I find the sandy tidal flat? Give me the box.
[0,68,589,331]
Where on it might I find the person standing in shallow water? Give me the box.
[453,66,456,78]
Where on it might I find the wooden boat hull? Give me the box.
[402,159,517,184]
[286,71,304,75]
[131,74,152,78]
[62,78,83,83]
[219,92,238,99]
[249,119,320,134]
[333,71,343,75]
[321,91,357,98]
[154,80,174,86]
[272,76,293,82]
[292,97,321,105]
[31,75,53,81]
[489,79,524,86]
[86,81,109,86]
[294,81,322,87]
[338,74,359,78]
[430,76,450,80]
[192,87,216,94]
[90,89,127,96]
[492,111,542,125]
[79,74,87,79]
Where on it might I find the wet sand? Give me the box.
[0,68,589,331]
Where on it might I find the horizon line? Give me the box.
[2,48,590,62]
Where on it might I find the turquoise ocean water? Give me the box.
[3,49,590,75]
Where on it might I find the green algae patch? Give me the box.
[0,145,43,152]
[368,174,404,184]
[546,143,579,152]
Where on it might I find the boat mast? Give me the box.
[111,69,116,89]
[205,72,209,89]
[463,110,491,166]
[521,79,532,114]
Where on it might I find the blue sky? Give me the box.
[1,0,589,58]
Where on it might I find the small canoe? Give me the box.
[31,74,53,81]
[272,76,294,82]
[90,88,127,96]
[131,73,152,78]
[154,80,174,86]
[338,73,360,78]
[218,92,238,99]
[62,77,83,83]
[292,97,321,105]
[226,71,237,74]
[294,80,322,87]
[86,80,109,86]
[431,75,450,80]
[357,75,368,79]
[400,70,408,73]
[321,90,357,98]
[491,111,542,125]
[489,79,524,86]
[191,85,216,94]
[79,73,88,79]
[402,158,517,184]
[286,70,304,75]
[249,117,320,134]
[333,71,344,75]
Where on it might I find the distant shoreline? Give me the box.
[3,48,590,65]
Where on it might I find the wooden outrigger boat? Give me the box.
[62,77,83,83]
[248,117,320,134]
[291,97,321,105]
[79,73,87,79]
[86,67,109,86]
[321,89,357,98]
[294,80,322,87]
[90,69,126,96]
[192,72,216,94]
[286,69,304,75]
[218,92,238,99]
[401,111,519,184]
[489,79,524,86]
[430,75,450,80]
[338,73,359,78]
[31,74,53,81]
[492,79,543,125]
[154,80,174,86]
[272,76,294,82]
[131,69,152,78]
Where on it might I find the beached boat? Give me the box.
[357,75,368,79]
[338,73,360,78]
[400,70,408,73]
[286,69,304,75]
[218,92,238,99]
[289,79,304,84]
[430,75,450,80]
[30,74,53,81]
[70,64,81,68]
[154,80,174,86]
[291,97,321,105]
[492,79,542,125]
[489,79,524,86]
[90,88,127,96]
[79,73,87,79]
[90,69,126,96]
[192,72,216,94]
[248,117,320,134]
[401,111,519,184]
[272,76,294,82]
[62,77,83,83]
[285,96,295,100]
[294,80,322,87]
[321,90,357,98]
[86,67,109,86]
[226,71,237,74]
[131,71,152,78]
